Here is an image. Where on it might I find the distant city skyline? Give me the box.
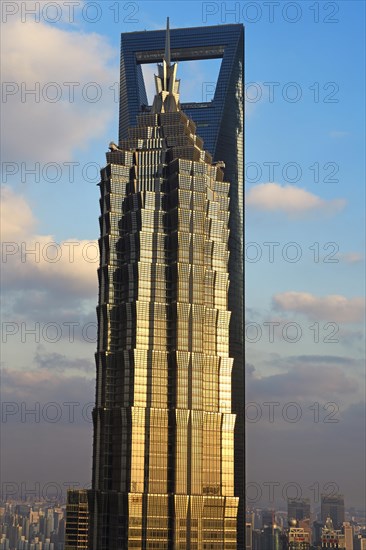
[1,499,366,549]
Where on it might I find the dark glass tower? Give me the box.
[321,494,345,529]
[88,21,244,549]
[288,499,311,522]
[65,490,89,550]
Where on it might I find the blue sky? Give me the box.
[1,1,365,511]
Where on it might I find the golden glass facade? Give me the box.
[87,21,242,549]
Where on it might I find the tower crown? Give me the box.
[152,17,181,113]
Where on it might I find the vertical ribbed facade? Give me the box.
[90,107,238,547]
[118,25,245,544]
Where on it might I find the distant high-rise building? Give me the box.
[354,534,366,550]
[246,509,255,528]
[16,536,27,550]
[298,518,312,546]
[15,506,30,518]
[288,499,311,522]
[262,509,275,528]
[287,527,310,549]
[285,519,311,549]
[252,527,280,550]
[83,18,244,550]
[342,522,354,550]
[321,517,346,548]
[8,525,22,549]
[252,529,262,550]
[65,490,89,550]
[30,537,42,550]
[52,510,62,533]
[321,495,345,529]
[261,524,282,550]
[58,517,65,543]
[314,520,324,547]
[246,521,253,549]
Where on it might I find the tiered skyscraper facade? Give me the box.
[84,21,244,549]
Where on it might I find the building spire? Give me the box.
[151,18,180,113]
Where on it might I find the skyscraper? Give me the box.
[65,490,89,550]
[119,30,245,541]
[261,524,283,550]
[286,528,311,549]
[285,519,311,549]
[262,509,275,528]
[288,499,311,523]
[321,495,345,530]
[342,522,354,550]
[246,521,253,549]
[321,517,346,548]
[78,19,244,549]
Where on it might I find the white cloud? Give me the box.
[0,185,37,240]
[1,19,117,162]
[246,182,346,217]
[1,185,97,297]
[273,291,365,323]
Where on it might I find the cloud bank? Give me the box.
[1,186,97,299]
[1,19,117,162]
[246,182,346,217]
[273,291,365,323]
